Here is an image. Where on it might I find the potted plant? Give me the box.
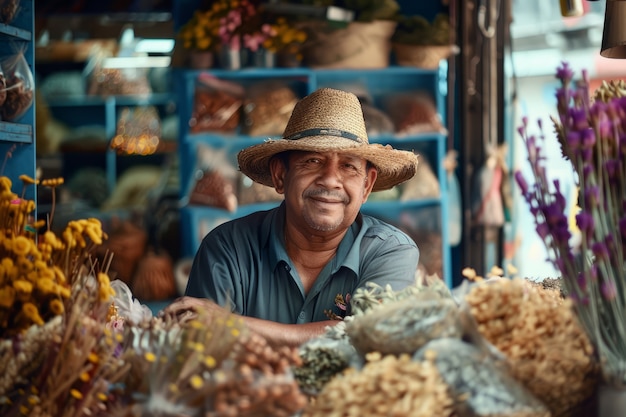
[177,8,220,69]
[290,0,401,69]
[177,0,274,70]
[391,13,454,70]
[261,17,308,68]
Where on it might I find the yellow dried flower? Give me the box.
[204,355,216,368]
[69,389,83,400]
[57,286,70,299]
[13,279,33,296]
[51,266,66,284]
[18,175,38,185]
[12,236,31,256]
[36,278,57,295]
[49,299,64,315]
[0,176,11,190]
[41,178,64,187]
[144,352,157,362]
[190,375,204,389]
[16,256,33,274]
[0,286,15,308]
[22,303,44,325]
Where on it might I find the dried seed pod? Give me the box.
[302,353,454,417]
[210,333,307,417]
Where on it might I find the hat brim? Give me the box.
[237,135,419,192]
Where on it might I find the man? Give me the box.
[164,88,420,347]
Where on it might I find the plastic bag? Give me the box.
[189,73,244,134]
[110,106,162,156]
[455,277,599,417]
[85,53,152,98]
[110,279,154,325]
[383,91,445,135]
[186,144,238,212]
[414,338,551,417]
[400,157,440,200]
[237,173,283,206]
[345,295,463,356]
[361,102,395,136]
[242,81,298,137]
[471,154,505,227]
[0,50,34,122]
[293,326,359,396]
[0,0,19,25]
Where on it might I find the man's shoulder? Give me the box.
[359,213,416,246]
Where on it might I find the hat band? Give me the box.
[285,128,363,143]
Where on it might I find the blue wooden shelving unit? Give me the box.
[45,93,177,191]
[0,0,36,202]
[173,0,452,286]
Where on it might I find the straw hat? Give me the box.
[237,88,419,191]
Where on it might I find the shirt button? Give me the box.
[284,264,290,271]
[298,311,305,320]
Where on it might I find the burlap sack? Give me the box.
[301,20,396,69]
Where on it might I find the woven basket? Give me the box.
[393,44,452,70]
[301,20,397,69]
[96,219,147,284]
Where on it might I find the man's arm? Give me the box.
[161,296,337,348]
[242,316,336,348]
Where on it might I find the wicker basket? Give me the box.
[393,44,452,70]
[301,20,397,69]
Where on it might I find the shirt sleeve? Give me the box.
[357,226,420,291]
[184,227,243,313]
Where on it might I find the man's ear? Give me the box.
[269,157,286,194]
[362,165,378,202]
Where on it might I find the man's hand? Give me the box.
[160,296,338,348]
[160,296,229,324]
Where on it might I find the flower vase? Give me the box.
[218,46,248,70]
[189,50,214,69]
[251,48,276,68]
[277,52,302,68]
[598,384,626,417]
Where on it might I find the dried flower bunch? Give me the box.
[262,17,307,58]
[114,309,307,417]
[0,175,112,338]
[461,272,597,417]
[0,174,124,416]
[515,62,626,388]
[0,171,309,417]
[178,8,221,52]
[178,0,274,53]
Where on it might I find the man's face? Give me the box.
[270,150,377,234]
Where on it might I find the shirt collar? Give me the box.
[265,202,361,275]
[266,202,288,270]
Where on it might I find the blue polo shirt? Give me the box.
[185,203,419,323]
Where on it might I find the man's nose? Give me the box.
[317,162,343,186]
